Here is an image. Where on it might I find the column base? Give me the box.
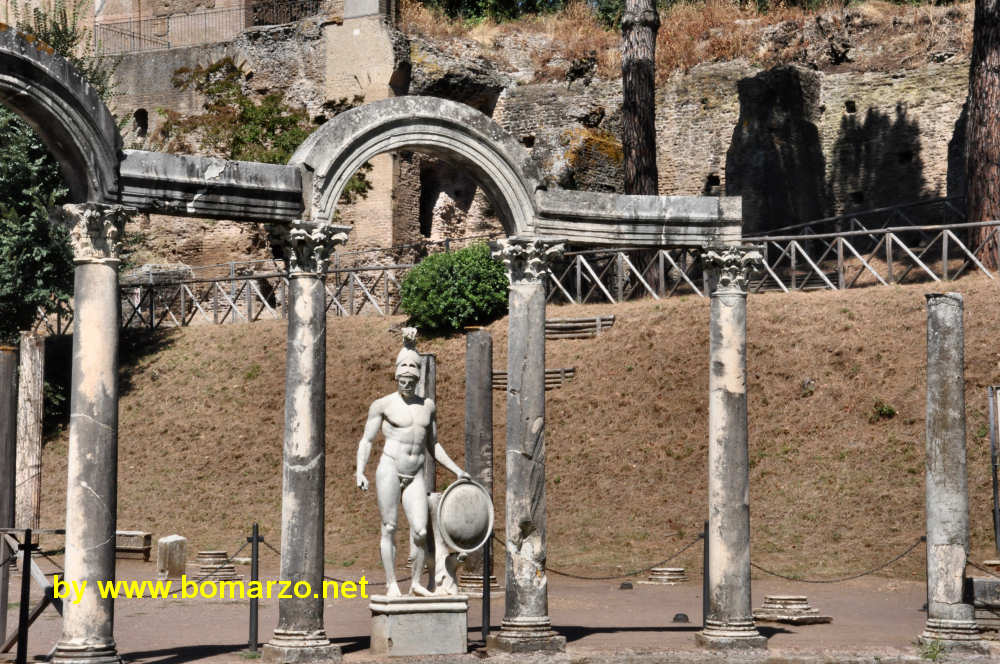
[920,618,988,654]
[487,617,565,653]
[50,641,122,664]
[696,619,767,650]
[263,630,341,664]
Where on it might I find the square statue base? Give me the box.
[370,594,468,656]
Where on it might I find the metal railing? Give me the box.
[93,0,322,54]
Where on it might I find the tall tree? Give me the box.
[621,0,659,195]
[966,0,1000,270]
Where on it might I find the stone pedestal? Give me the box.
[196,551,242,581]
[696,246,767,652]
[488,237,566,655]
[639,567,688,585]
[264,221,350,664]
[753,596,832,625]
[370,595,468,656]
[51,204,133,664]
[457,573,501,598]
[157,535,187,579]
[920,293,985,653]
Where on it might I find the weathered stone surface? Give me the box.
[921,293,985,653]
[488,237,565,654]
[120,150,304,222]
[639,568,688,585]
[52,204,132,664]
[753,596,832,625]
[462,329,493,582]
[369,594,468,656]
[157,535,187,579]
[697,246,766,651]
[0,26,121,204]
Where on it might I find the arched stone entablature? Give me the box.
[0,25,122,203]
[289,96,541,236]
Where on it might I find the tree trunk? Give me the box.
[15,332,44,531]
[966,0,1000,270]
[622,0,660,196]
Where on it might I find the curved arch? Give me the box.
[290,96,541,236]
[0,25,122,203]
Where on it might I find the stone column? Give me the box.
[263,221,350,664]
[920,293,984,651]
[487,236,566,653]
[462,328,493,583]
[51,203,133,664]
[695,246,767,651]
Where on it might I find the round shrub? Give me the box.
[400,242,508,335]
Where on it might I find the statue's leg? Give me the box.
[375,456,402,597]
[402,474,430,595]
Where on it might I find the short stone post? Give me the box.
[51,203,133,664]
[487,236,566,653]
[461,328,494,586]
[157,535,187,580]
[695,246,767,651]
[263,221,350,664]
[920,293,984,651]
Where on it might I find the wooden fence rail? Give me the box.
[31,220,1000,333]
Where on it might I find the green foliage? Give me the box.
[159,57,313,165]
[399,243,508,335]
[0,0,115,344]
[869,399,897,423]
[421,0,567,22]
[157,61,371,202]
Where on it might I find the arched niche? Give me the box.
[0,25,122,203]
[289,96,542,236]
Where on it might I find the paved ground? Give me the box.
[1,557,996,663]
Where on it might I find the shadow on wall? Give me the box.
[726,66,931,233]
[946,102,967,200]
[725,66,828,235]
[828,103,927,217]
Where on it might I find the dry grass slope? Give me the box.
[39,274,1000,582]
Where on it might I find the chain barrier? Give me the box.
[967,559,1000,579]
[260,536,409,585]
[185,540,251,584]
[750,536,925,584]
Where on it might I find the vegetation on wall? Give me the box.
[0,0,114,344]
[399,243,508,335]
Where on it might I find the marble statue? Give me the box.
[356,329,469,597]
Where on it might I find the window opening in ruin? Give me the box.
[850,191,865,205]
[844,100,857,114]
[703,173,721,196]
[134,108,148,138]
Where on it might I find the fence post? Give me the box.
[247,279,254,322]
[616,253,625,302]
[248,523,260,652]
[180,286,187,324]
[790,242,797,291]
[942,231,949,281]
[575,256,582,303]
[213,283,220,324]
[348,270,356,316]
[16,529,33,664]
[886,233,894,284]
[229,263,236,324]
[836,237,845,290]
[383,271,389,316]
[658,251,666,297]
[148,286,155,330]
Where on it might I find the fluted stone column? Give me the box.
[52,203,133,664]
[263,221,350,664]
[920,293,985,652]
[487,236,566,653]
[461,328,494,586]
[696,246,767,651]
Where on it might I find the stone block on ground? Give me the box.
[116,530,152,561]
[370,594,468,656]
[156,534,187,579]
[753,595,832,625]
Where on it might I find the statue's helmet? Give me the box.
[395,347,421,380]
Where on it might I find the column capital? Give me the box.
[701,245,763,295]
[53,203,134,265]
[490,236,565,285]
[266,221,351,276]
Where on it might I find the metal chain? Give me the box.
[186,540,251,584]
[750,536,925,584]
[532,533,700,581]
[967,559,1000,579]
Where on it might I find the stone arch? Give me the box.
[0,25,122,203]
[290,96,541,236]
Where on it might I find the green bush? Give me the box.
[400,243,508,335]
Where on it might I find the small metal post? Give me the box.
[616,253,625,302]
[248,523,261,652]
[886,234,894,283]
[482,532,491,642]
[701,520,708,630]
[147,286,155,330]
[836,237,845,290]
[790,242,797,290]
[229,263,236,324]
[180,286,187,325]
[213,283,220,324]
[16,529,33,664]
[942,231,950,281]
[990,387,1000,554]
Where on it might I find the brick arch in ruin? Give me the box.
[289,96,542,237]
[0,26,122,204]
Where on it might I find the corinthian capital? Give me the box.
[701,245,764,295]
[266,221,351,275]
[54,203,134,265]
[490,236,565,285]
